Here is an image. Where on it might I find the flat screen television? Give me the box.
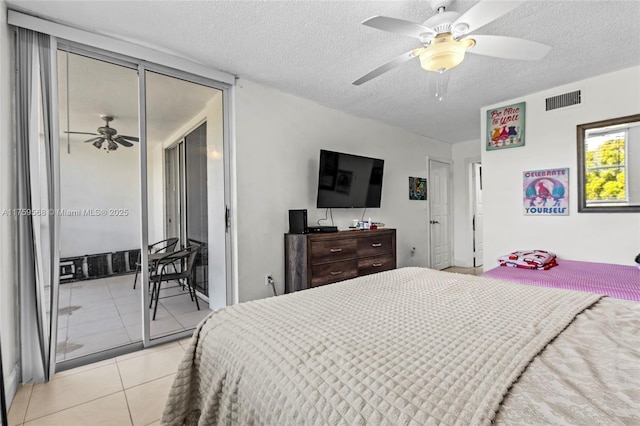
[316,149,385,208]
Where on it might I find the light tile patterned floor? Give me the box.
[8,339,191,426]
[57,274,211,361]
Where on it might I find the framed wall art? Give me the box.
[486,101,525,150]
[409,177,427,200]
[523,167,569,215]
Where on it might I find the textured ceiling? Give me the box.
[8,0,640,144]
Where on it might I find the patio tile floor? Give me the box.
[56,273,210,362]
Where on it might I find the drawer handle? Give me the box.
[329,248,342,253]
[372,262,383,267]
[371,243,382,247]
[330,270,343,275]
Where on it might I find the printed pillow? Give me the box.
[497,250,557,270]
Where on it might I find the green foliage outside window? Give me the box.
[585,138,626,201]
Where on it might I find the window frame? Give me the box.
[577,114,640,213]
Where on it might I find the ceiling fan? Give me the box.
[353,0,552,91]
[64,115,139,153]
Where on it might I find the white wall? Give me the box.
[234,79,451,302]
[452,139,481,267]
[481,66,640,268]
[1,0,20,406]
[59,142,141,257]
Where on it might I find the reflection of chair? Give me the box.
[149,245,200,320]
[188,238,208,294]
[132,238,179,289]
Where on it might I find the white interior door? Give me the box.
[429,160,452,270]
[473,163,484,267]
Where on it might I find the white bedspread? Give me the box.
[161,267,603,425]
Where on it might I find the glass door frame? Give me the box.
[54,40,234,370]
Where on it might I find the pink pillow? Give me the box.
[498,250,557,269]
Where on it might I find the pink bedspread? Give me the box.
[483,259,640,301]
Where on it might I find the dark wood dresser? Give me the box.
[284,228,396,293]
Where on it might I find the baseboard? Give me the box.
[4,362,19,408]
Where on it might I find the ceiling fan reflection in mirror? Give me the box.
[353,0,552,99]
[64,115,139,153]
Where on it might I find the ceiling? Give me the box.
[57,51,219,151]
[9,0,640,144]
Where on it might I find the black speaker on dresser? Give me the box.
[288,209,308,234]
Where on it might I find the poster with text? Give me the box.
[486,102,525,150]
[523,168,569,215]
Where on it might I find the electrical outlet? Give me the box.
[265,274,274,286]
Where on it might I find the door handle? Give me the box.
[430,220,440,224]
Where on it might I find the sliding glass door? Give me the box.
[56,49,141,363]
[52,43,232,369]
[144,71,225,339]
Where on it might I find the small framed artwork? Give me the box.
[409,177,427,200]
[523,168,569,215]
[486,101,525,150]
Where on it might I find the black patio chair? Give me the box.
[132,237,179,289]
[149,245,200,320]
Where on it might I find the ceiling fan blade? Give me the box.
[362,16,435,38]
[118,135,139,142]
[84,136,103,144]
[353,49,419,86]
[467,35,551,60]
[64,131,98,136]
[114,136,134,147]
[452,0,525,35]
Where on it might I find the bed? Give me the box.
[483,259,640,301]
[161,267,640,425]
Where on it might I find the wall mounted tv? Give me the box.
[316,149,385,208]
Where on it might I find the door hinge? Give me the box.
[225,206,231,232]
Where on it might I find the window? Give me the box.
[584,129,627,203]
[577,114,640,213]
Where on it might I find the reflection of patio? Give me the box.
[56,273,210,362]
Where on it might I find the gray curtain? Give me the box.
[15,28,59,383]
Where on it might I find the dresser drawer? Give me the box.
[310,239,357,264]
[358,254,395,276]
[357,234,393,257]
[310,260,358,287]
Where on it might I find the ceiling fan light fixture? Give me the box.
[93,140,103,149]
[429,68,450,102]
[418,33,475,72]
[452,22,470,37]
[418,32,435,44]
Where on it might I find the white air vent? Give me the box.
[545,90,581,111]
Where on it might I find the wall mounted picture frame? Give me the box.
[409,177,427,200]
[523,167,569,215]
[486,101,525,150]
